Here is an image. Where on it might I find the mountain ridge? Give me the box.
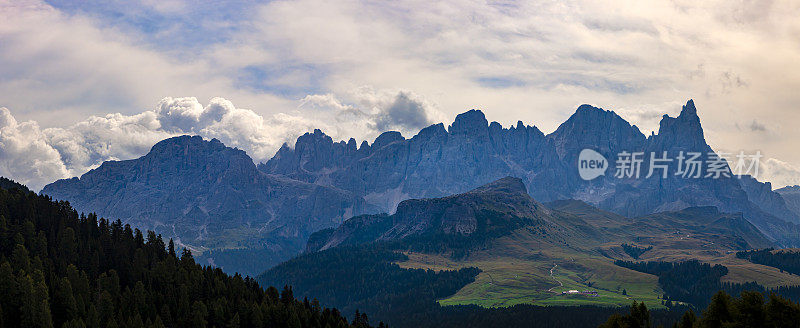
[262,100,800,245]
[42,135,374,272]
[310,177,774,254]
[41,100,800,275]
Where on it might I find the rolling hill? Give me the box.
[266,177,800,317]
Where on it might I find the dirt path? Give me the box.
[547,263,563,293]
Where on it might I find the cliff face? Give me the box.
[310,177,775,253]
[264,101,800,246]
[776,185,800,217]
[43,136,370,257]
[260,109,570,213]
[42,100,800,270]
[309,177,581,251]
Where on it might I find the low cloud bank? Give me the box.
[0,89,438,191]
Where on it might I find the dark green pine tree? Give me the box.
[0,178,364,328]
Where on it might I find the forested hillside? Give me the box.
[601,291,800,328]
[260,245,480,326]
[737,248,800,275]
[0,177,364,328]
[615,260,800,308]
[258,244,687,327]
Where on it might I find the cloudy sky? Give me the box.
[1,0,800,191]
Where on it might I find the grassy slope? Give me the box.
[398,228,667,309]
[397,220,800,309]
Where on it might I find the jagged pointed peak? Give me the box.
[658,99,699,124]
[358,140,370,151]
[301,128,332,139]
[652,99,708,151]
[680,99,697,118]
[449,109,489,135]
[289,129,334,154]
[658,99,702,125]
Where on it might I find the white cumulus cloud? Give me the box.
[0,90,439,191]
[761,158,800,190]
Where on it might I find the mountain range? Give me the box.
[42,99,800,275]
[259,176,791,319]
[41,136,374,268]
[305,177,597,252]
[308,176,773,254]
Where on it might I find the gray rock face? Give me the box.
[549,104,646,168]
[311,177,775,253]
[265,100,800,246]
[260,109,571,212]
[309,177,585,251]
[739,176,800,224]
[41,100,800,272]
[776,185,800,217]
[42,135,370,258]
[576,102,800,246]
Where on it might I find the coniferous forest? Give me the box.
[0,177,367,328]
[600,291,800,328]
[260,245,690,327]
[6,172,800,328]
[736,248,800,276]
[614,259,800,309]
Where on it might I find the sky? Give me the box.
[1,0,800,191]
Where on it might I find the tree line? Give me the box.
[259,244,688,327]
[736,248,800,276]
[615,259,800,309]
[0,177,369,328]
[601,291,800,328]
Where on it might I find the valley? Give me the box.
[34,101,800,326]
[284,176,800,320]
[398,236,800,310]
[8,2,800,325]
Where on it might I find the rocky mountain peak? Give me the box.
[566,104,635,130]
[679,99,698,119]
[548,104,645,161]
[146,135,251,166]
[150,135,224,154]
[372,131,405,150]
[651,99,707,151]
[295,129,334,149]
[449,109,489,136]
